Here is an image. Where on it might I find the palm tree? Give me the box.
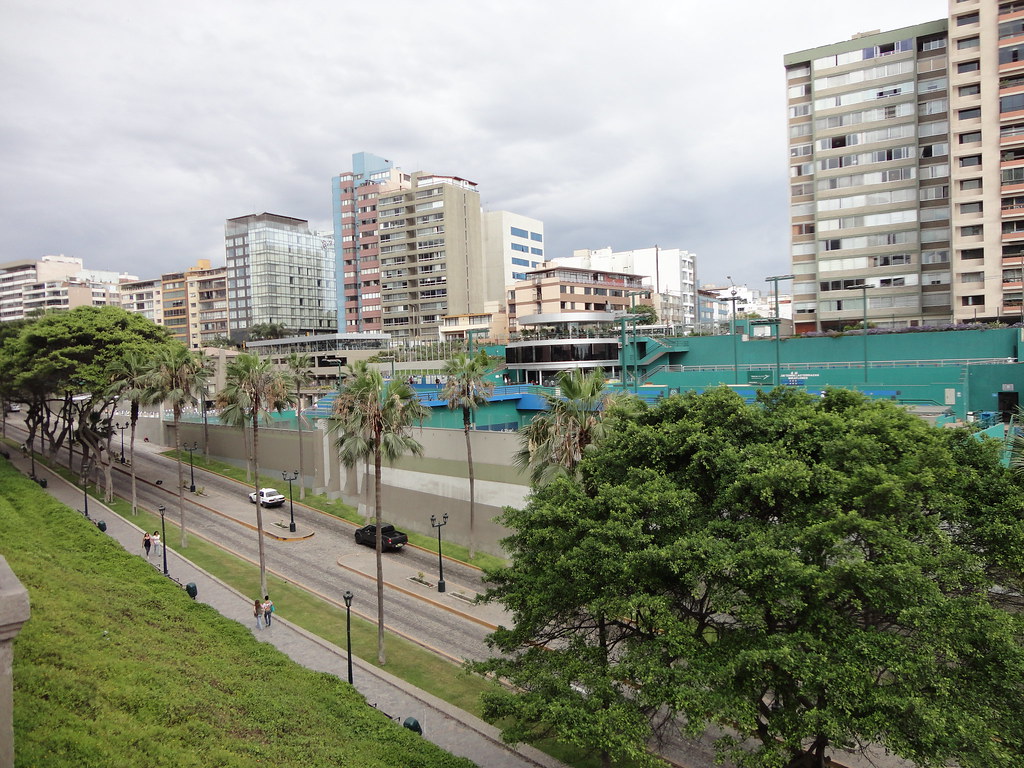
[106,349,154,514]
[441,351,495,559]
[216,352,293,599]
[144,345,210,547]
[1010,406,1024,477]
[287,352,314,500]
[333,360,429,664]
[514,368,619,486]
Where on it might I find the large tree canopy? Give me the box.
[475,387,1024,768]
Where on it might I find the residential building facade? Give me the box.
[332,152,538,343]
[225,213,336,341]
[785,1,1024,332]
[0,255,134,321]
[558,246,697,330]
[506,264,651,332]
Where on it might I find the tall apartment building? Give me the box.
[127,262,228,348]
[558,246,698,330]
[785,0,1024,333]
[119,278,163,325]
[482,211,545,288]
[0,255,134,321]
[225,213,336,341]
[332,152,540,342]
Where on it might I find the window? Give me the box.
[510,227,528,239]
[920,99,948,116]
[961,295,985,306]
[960,248,985,259]
[960,201,983,213]
[1000,44,1024,64]
[921,143,948,158]
[961,271,984,283]
[957,36,980,49]
[1001,93,1024,114]
[959,83,981,97]
[511,243,529,253]
[787,64,810,79]
[961,225,984,236]
[959,155,982,167]
[1000,18,1024,38]
[920,36,946,51]
[922,250,949,264]
[957,60,980,74]
[920,185,949,201]
[956,12,979,25]
[1003,166,1024,185]
[959,131,982,144]
[958,107,981,120]
[1004,220,1024,234]
[530,232,543,242]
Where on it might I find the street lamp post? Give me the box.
[343,590,354,685]
[185,441,199,493]
[82,456,90,519]
[158,505,169,576]
[858,283,870,384]
[430,513,448,593]
[114,420,129,464]
[765,274,795,386]
[725,280,741,385]
[282,470,298,533]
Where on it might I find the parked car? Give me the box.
[354,523,409,551]
[248,488,286,507]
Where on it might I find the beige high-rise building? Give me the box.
[333,152,540,343]
[785,0,1024,333]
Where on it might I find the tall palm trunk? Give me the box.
[463,405,477,559]
[296,389,306,499]
[374,441,386,665]
[129,402,139,514]
[253,413,268,599]
[174,405,187,547]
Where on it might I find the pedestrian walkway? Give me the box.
[6,449,568,768]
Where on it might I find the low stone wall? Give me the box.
[0,556,30,767]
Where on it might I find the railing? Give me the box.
[662,357,1016,374]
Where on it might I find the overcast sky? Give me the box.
[2,0,944,292]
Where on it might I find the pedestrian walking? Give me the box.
[262,595,275,627]
[151,531,161,557]
[254,598,264,630]
[143,532,152,559]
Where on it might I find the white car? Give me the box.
[248,488,286,507]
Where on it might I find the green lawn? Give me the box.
[9,444,655,768]
[0,461,476,768]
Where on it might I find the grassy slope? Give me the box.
[0,461,476,768]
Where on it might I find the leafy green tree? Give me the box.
[287,352,314,500]
[106,349,155,514]
[441,351,495,559]
[216,352,293,599]
[0,307,171,495]
[332,360,429,664]
[477,387,1024,768]
[627,303,658,326]
[513,368,621,486]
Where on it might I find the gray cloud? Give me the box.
[1,0,943,291]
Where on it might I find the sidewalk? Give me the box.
[8,449,568,768]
